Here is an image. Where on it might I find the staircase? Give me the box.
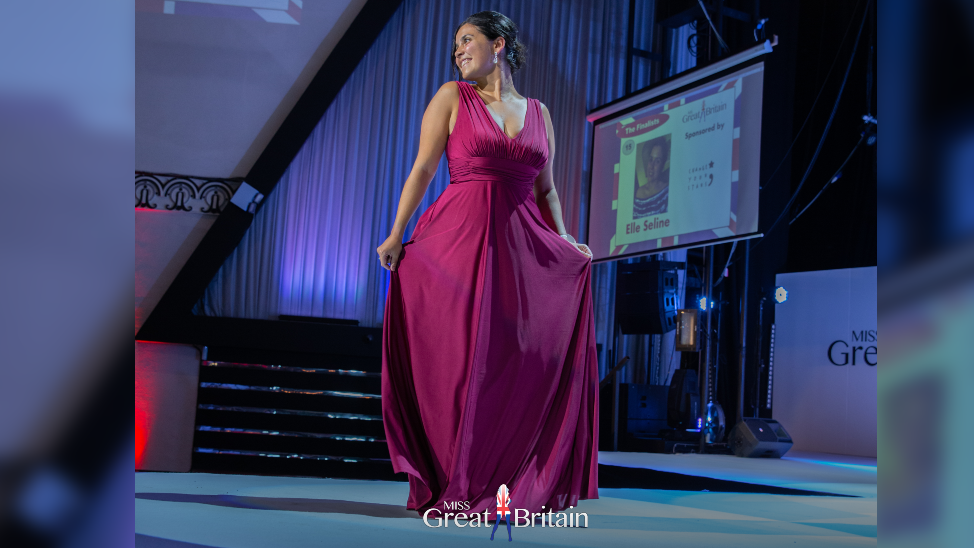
[191,347,399,480]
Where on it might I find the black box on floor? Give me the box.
[729,419,794,458]
[599,383,669,451]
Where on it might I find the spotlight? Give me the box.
[774,286,788,304]
[698,296,709,311]
[861,114,877,146]
[753,17,769,42]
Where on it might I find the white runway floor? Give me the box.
[136,450,876,547]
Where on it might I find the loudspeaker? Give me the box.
[666,369,700,429]
[729,418,794,458]
[615,261,681,334]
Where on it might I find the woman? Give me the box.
[376,11,599,518]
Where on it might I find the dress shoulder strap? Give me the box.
[455,80,474,116]
[455,80,471,101]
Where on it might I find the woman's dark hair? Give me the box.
[451,11,527,80]
[642,135,671,161]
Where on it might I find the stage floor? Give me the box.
[136,450,876,547]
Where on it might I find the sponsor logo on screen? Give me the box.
[682,99,728,124]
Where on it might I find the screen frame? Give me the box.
[585,46,774,264]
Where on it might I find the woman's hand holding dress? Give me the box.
[377,234,404,271]
[573,243,593,259]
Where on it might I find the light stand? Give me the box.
[698,246,713,452]
[737,243,749,424]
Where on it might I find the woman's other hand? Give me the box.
[377,235,404,271]
[573,243,593,259]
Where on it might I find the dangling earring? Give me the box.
[493,51,498,64]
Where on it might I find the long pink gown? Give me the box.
[381,80,599,516]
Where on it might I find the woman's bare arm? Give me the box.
[533,103,569,236]
[388,82,458,240]
[377,82,457,271]
[533,103,592,258]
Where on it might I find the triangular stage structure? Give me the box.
[137,0,403,355]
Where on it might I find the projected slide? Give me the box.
[616,86,735,245]
[588,63,765,260]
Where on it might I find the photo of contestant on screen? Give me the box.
[633,134,671,218]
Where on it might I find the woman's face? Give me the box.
[645,145,665,181]
[454,23,502,79]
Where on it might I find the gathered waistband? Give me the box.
[448,156,540,186]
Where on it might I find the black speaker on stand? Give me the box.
[605,260,684,451]
[615,261,682,335]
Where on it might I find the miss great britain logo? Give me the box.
[681,99,728,124]
[422,484,589,539]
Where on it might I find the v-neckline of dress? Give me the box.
[467,82,530,141]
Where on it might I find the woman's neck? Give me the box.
[473,67,519,101]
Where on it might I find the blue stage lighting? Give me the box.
[698,296,707,311]
[774,286,788,304]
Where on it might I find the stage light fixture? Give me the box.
[774,286,788,303]
[675,309,699,351]
[861,114,877,146]
[698,296,708,311]
[704,402,726,443]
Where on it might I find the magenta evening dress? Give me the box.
[381,80,599,516]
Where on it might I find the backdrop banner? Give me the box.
[772,267,877,457]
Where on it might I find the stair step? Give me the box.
[192,448,401,480]
[202,361,380,393]
[199,382,380,399]
[196,404,386,436]
[196,425,384,442]
[204,349,381,373]
[194,427,390,458]
[197,383,381,414]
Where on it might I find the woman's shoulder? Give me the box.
[536,99,550,120]
[427,81,462,112]
[436,80,466,95]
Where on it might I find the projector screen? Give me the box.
[587,55,767,262]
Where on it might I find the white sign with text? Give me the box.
[772,267,877,457]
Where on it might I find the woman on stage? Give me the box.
[376,11,599,517]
